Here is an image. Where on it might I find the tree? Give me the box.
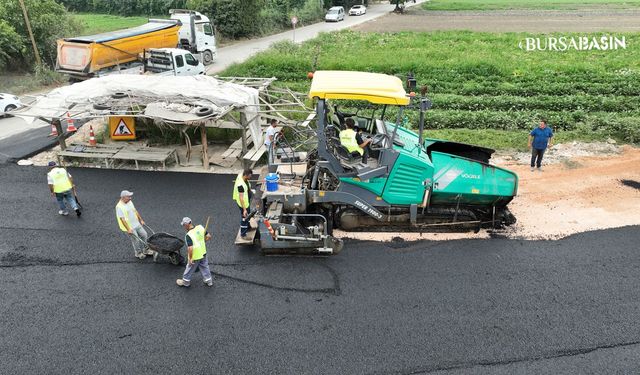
[0,20,24,71]
[0,0,81,71]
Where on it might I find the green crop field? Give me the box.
[222,30,640,149]
[421,0,640,11]
[72,13,161,35]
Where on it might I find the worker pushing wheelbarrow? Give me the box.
[131,224,185,265]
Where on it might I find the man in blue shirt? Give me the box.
[528,119,553,172]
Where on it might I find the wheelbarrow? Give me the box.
[133,225,185,265]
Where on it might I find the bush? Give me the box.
[297,0,325,25]
[611,117,640,143]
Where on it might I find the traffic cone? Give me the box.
[49,122,58,137]
[65,112,77,133]
[88,125,97,147]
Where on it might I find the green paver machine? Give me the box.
[242,71,518,255]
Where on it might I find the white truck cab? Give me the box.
[170,9,217,65]
[102,48,205,77]
[144,48,205,76]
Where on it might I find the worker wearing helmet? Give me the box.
[233,168,253,238]
[47,161,81,217]
[176,217,213,288]
[340,118,371,163]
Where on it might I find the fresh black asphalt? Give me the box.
[1,164,639,374]
[0,121,87,163]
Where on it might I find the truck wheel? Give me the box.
[203,51,213,65]
[111,92,126,99]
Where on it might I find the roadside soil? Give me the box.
[352,8,640,32]
[338,143,640,242]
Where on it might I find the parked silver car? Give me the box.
[325,6,345,22]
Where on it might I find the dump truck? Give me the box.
[56,10,216,81]
[238,71,518,255]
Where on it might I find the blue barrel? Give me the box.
[265,173,279,192]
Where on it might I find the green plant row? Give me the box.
[421,110,640,142]
[430,94,640,112]
[427,78,640,97]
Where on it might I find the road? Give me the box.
[0,94,56,163]
[0,117,86,163]
[1,164,639,374]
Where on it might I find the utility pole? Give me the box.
[18,0,42,66]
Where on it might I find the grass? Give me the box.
[72,13,164,35]
[421,0,640,11]
[221,31,640,145]
[0,70,67,95]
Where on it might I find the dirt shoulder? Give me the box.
[502,144,640,239]
[352,8,640,32]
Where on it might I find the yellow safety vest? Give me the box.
[115,200,137,232]
[187,225,206,261]
[48,167,73,193]
[232,173,250,209]
[339,129,363,155]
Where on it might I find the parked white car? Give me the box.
[0,93,21,116]
[325,6,345,22]
[349,5,367,16]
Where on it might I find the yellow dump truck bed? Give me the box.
[56,20,180,78]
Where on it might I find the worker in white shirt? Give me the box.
[47,161,81,217]
[264,119,279,164]
[115,190,154,259]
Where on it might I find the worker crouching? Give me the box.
[176,217,213,287]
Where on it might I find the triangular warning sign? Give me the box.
[113,119,133,136]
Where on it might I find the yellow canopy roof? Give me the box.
[308,71,410,105]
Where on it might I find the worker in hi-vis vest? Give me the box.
[47,161,81,217]
[233,168,253,238]
[116,190,154,260]
[339,118,371,163]
[176,217,213,288]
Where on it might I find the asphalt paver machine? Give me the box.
[239,71,518,255]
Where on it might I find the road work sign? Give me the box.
[109,116,136,140]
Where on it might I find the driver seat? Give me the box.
[335,145,362,165]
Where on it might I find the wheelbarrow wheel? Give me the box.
[169,252,181,265]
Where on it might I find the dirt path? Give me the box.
[504,145,640,239]
[338,144,640,242]
[352,9,640,32]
